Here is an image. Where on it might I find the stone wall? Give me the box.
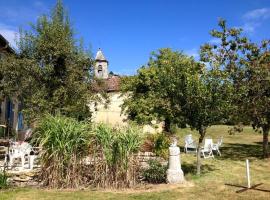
[6,169,40,187]
[90,92,127,125]
[2,152,166,188]
[136,151,167,168]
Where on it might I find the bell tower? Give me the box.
[94,48,108,79]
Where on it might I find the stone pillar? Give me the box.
[167,141,185,184]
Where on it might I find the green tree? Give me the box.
[183,67,232,174]
[0,0,93,122]
[121,48,200,132]
[122,48,232,175]
[243,42,270,158]
[201,18,270,158]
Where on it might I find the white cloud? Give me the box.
[0,23,18,48]
[243,8,270,20]
[0,1,49,49]
[242,22,261,34]
[0,1,48,23]
[241,8,270,34]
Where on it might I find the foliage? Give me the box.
[146,133,170,159]
[121,48,202,132]
[90,123,143,188]
[32,114,91,188]
[122,47,232,174]
[243,44,270,158]
[0,171,8,189]
[142,159,167,184]
[182,64,233,174]
[201,18,270,158]
[0,0,93,122]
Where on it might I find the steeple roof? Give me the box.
[95,48,107,61]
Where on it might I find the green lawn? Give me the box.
[1,125,270,200]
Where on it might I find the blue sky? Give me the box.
[0,0,270,75]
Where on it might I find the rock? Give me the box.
[24,172,36,177]
[13,176,31,182]
[5,169,41,187]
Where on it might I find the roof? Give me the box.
[0,34,15,54]
[106,75,121,91]
[95,48,107,61]
[92,75,121,92]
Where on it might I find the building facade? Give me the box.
[90,49,163,133]
[0,34,24,134]
[90,49,127,125]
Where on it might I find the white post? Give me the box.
[246,159,251,188]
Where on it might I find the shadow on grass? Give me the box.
[218,143,262,161]
[181,162,215,176]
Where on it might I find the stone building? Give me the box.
[90,49,127,125]
[90,49,163,133]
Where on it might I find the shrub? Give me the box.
[0,172,8,189]
[147,133,170,159]
[142,159,167,184]
[32,114,91,188]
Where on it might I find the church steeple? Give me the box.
[94,48,108,79]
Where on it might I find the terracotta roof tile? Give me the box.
[92,75,121,92]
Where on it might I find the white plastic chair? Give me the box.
[201,138,214,158]
[212,137,223,156]
[6,146,25,168]
[5,142,33,169]
[184,134,197,153]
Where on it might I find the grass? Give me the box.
[1,125,270,200]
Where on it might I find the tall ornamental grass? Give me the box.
[32,114,91,188]
[91,124,142,188]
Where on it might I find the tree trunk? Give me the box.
[197,126,206,175]
[262,126,269,158]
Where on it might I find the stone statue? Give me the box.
[167,139,185,184]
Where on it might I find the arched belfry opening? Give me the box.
[94,48,108,79]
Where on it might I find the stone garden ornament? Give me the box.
[167,138,185,184]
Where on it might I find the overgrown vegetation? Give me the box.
[90,124,143,188]
[32,114,91,188]
[32,118,143,189]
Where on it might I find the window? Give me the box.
[97,65,103,78]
